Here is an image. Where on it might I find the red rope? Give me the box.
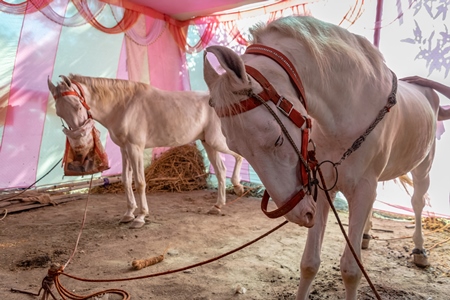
[13,220,288,299]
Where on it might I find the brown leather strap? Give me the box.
[261,189,306,219]
[58,91,79,98]
[215,66,309,129]
[71,81,91,110]
[246,44,307,110]
[214,91,264,118]
[213,44,314,219]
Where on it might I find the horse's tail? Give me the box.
[438,105,450,121]
[394,174,413,196]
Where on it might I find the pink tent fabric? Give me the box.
[0,0,449,218]
[0,0,311,189]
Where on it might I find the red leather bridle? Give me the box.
[211,44,317,219]
[53,80,92,124]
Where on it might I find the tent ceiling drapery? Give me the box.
[118,0,275,21]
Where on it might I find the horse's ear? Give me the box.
[47,76,56,95]
[59,75,72,88]
[205,46,248,84]
[203,51,220,89]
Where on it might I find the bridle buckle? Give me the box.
[276,96,294,117]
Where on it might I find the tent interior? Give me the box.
[0,0,449,218]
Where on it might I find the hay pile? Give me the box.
[91,144,208,194]
[145,144,207,192]
[423,216,450,232]
[90,179,124,194]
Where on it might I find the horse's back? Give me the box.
[127,87,221,147]
[147,88,216,131]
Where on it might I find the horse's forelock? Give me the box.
[212,72,248,111]
[52,77,72,98]
[210,74,247,128]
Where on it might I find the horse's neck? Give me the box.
[81,83,118,127]
[255,39,390,139]
[303,66,393,140]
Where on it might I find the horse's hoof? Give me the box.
[207,206,221,215]
[129,219,145,229]
[361,234,371,249]
[413,255,429,268]
[234,184,245,196]
[119,215,135,223]
[411,248,429,268]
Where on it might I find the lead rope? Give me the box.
[251,91,311,174]
[252,91,382,299]
[315,161,382,300]
[63,175,93,270]
[12,217,288,299]
[336,71,397,166]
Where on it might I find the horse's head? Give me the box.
[48,75,90,130]
[48,75,93,162]
[204,45,316,228]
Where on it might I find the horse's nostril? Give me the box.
[305,212,314,224]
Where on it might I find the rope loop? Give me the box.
[314,160,338,192]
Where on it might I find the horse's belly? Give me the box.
[379,129,435,181]
[377,86,437,181]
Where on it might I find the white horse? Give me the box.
[203,16,450,300]
[48,75,244,229]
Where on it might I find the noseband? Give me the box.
[212,44,317,219]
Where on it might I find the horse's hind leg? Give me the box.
[410,150,434,267]
[222,150,244,196]
[202,142,227,214]
[119,148,137,223]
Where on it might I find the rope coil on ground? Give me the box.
[12,219,288,299]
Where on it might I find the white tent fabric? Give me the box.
[0,0,449,218]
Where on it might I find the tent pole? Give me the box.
[373,0,384,48]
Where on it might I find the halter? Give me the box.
[53,80,92,125]
[212,44,316,219]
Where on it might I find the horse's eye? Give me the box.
[275,135,284,147]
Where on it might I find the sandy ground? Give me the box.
[1,189,450,300]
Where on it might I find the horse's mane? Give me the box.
[68,74,149,105]
[250,16,386,80]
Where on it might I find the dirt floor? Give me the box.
[1,189,450,300]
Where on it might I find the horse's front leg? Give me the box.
[340,180,376,300]
[202,143,226,214]
[361,208,373,249]
[296,194,330,300]
[119,148,137,223]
